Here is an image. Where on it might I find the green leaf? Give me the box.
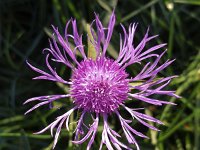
[121,0,159,22]
[86,23,97,59]
[174,0,200,5]
[0,116,24,126]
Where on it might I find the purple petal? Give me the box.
[72,114,99,150]
[34,107,76,148]
[102,11,116,56]
[132,111,164,125]
[25,101,49,115]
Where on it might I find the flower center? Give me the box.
[71,57,129,113]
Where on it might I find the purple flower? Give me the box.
[24,11,180,149]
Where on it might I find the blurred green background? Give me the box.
[0,0,200,150]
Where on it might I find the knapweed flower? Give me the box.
[24,11,179,150]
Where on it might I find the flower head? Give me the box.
[71,57,129,113]
[24,11,180,149]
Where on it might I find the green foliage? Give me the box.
[0,0,199,149]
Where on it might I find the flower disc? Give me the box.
[71,57,129,113]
